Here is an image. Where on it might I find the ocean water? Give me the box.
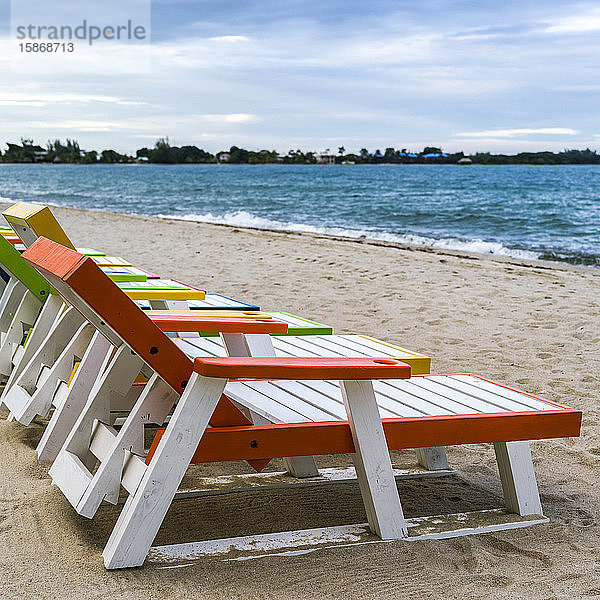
[0,163,598,267]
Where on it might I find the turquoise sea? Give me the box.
[0,163,598,267]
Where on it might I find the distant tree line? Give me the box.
[2,138,600,165]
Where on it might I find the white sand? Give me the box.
[0,204,598,599]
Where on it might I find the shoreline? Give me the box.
[3,201,596,274]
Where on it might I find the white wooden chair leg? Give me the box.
[341,379,408,539]
[415,447,450,471]
[494,441,543,516]
[37,332,113,462]
[2,294,63,395]
[0,280,26,333]
[222,332,320,478]
[102,372,227,569]
[0,290,42,377]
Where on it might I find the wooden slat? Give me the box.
[299,379,419,418]
[267,336,334,357]
[373,380,473,416]
[268,381,348,420]
[409,377,518,413]
[450,375,553,411]
[225,382,319,423]
[243,381,341,422]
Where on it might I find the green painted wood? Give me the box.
[0,235,54,301]
[200,312,333,337]
[102,270,147,283]
[77,248,106,256]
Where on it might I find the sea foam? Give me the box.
[157,210,540,261]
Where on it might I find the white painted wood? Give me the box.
[76,374,178,518]
[0,273,8,295]
[49,344,144,509]
[9,322,95,425]
[225,382,313,423]
[220,332,251,357]
[415,447,450,471]
[146,510,549,566]
[415,376,531,413]
[37,331,112,462]
[451,374,552,411]
[0,290,42,377]
[0,280,26,334]
[121,451,148,496]
[4,307,85,400]
[89,420,119,461]
[12,343,25,366]
[102,372,227,569]
[305,380,404,417]
[49,450,94,508]
[2,294,64,396]
[494,441,543,516]
[340,379,407,540]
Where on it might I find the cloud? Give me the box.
[203,113,258,124]
[543,8,600,33]
[0,91,144,106]
[207,35,250,42]
[456,128,579,138]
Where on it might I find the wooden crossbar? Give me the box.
[147,406,581,465]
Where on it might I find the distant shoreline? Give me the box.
[1,162,600,166]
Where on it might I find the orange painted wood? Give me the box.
[193,356,412,380]
[149,315,288,334]
[209,395,253,427]
[147,408,582,464]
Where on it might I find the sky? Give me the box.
[0,0,599,155]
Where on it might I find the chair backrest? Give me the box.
[3,202,76,249]
[0,232,54,301]
[23,237,192,394]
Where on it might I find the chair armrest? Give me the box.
[150,315,289,334]
[193,357,411,380]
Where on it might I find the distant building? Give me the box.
[458,157,472,164]
[33,150,48,162]
[217,152,231,162]
[316,154,336,164]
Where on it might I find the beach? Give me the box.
[0,203,599,599]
